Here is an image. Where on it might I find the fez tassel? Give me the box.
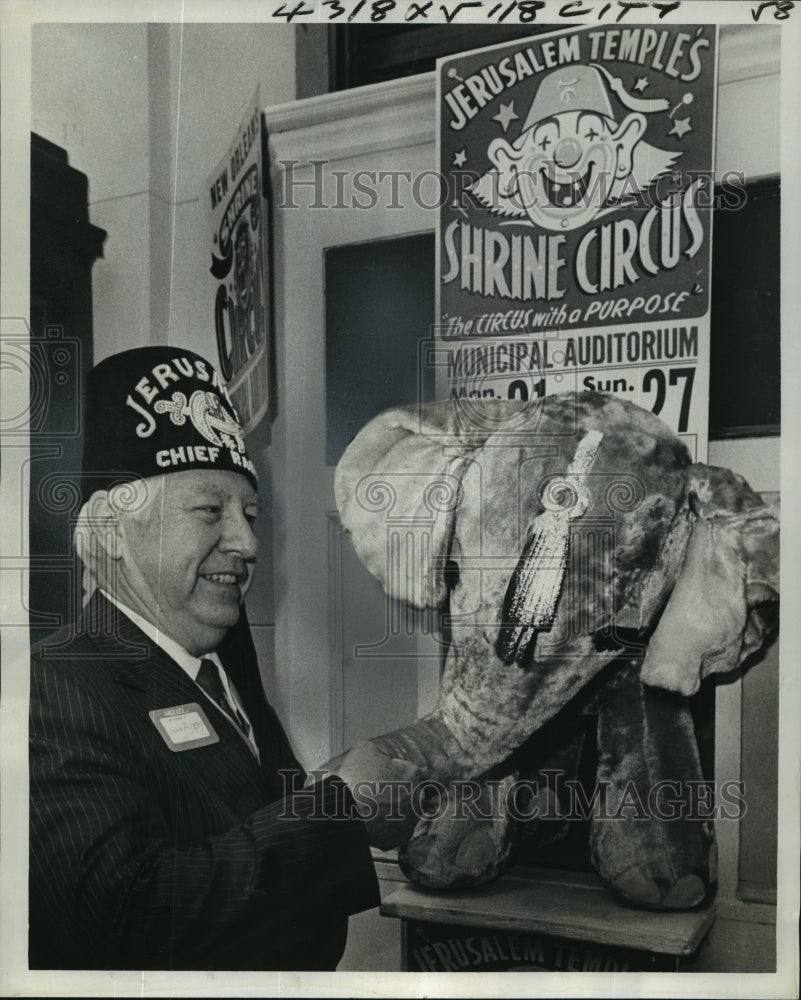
[496,429,604,665]
[495,508,571,666]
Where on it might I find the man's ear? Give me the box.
[84,490,125,562]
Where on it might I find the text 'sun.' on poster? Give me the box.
[437,25,719,460]
[208,88,270,434]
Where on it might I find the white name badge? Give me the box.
[149,702,219,752]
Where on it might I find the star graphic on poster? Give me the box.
[453,149,467,167]
[669,116,692,138]
[493,101,518,132]
[634,76,650,92]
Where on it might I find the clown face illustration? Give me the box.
[489,107,645,232]
[477,65,674,233]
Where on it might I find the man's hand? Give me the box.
[312,741,424,851]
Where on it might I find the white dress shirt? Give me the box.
[100,590,260,760]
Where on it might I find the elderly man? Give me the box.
[28,346,387,971]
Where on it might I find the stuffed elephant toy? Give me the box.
[327,391,779,911]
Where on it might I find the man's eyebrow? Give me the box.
[189,487,227,502]
[178,485,262,508]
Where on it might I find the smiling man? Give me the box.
[104,470,260,656]
[28,346,380,971]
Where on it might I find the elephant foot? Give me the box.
[401,827,510,888]
[608,866,710,910]
[592,666,719,911]
[398,776,516,890]
[604,837,717,910]
[662,874,707,908]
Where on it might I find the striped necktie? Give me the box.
[196,658,252,739]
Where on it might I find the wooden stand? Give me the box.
[381,866,715,973]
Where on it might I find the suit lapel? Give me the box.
[82,593,268,783]
[217,608,306,793]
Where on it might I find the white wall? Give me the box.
[32,22,295,364]
[30,22,297,690]
[163,24,295,362]
[32,23,152,351]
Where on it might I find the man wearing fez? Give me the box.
[29,346,405,971]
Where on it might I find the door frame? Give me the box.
[265,73,439,767]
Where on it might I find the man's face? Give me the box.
[114,469,260,655]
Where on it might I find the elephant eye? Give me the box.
[592,627,641,653]
[444,558,460,591]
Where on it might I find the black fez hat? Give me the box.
[80,346,258,504]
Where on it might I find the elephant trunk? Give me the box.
[365,634,624,789]
[365,711,470,782]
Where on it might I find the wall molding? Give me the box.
[265,75,434,173]
[717,24,780,84]
[264,25,779,172]
[327,509,345,758]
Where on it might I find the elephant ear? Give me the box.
[640,503,779,696]
[335,400,525,609]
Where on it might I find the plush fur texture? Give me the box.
[591,664,716,908]
[333,392,779,909]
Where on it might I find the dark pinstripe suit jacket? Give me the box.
[29,594,379,971]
